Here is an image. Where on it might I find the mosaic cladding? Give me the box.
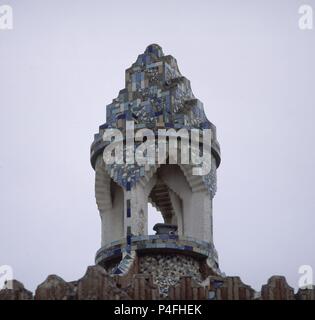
[92,44,219,197]
[95,235,219,268]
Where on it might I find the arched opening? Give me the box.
[145,165,188,236]
[147,203,164,235]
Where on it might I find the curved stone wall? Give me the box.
[139,254,202,298]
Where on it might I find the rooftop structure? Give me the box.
[90,44,221,294]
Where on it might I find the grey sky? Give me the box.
[0,0,314,292]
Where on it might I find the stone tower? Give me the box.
[90,44,221,297]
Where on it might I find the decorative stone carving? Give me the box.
[35,275,76,300]
[76,265,130,300]
[207,276,255,300]
[295,286,315,300]
[0,280,32,300]
[261,276,295,300]
[1,273,315,300]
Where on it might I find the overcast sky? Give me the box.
[1,0,314,292]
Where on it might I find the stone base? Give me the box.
[138,254,203,298]
[1,269,314,300]
[96,235,219,273]
[95,235,220,298]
